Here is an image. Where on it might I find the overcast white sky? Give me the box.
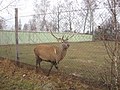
[0,0,63,28]
[0,0,77,28]
[1,0,117,29]
[0,0,63,18]
[1,0,35,26]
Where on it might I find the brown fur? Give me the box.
[34,43,69,76]
[34,45,59,61]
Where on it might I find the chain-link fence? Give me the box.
[0,29,108,87]
[0,0,120,89]
[0,30,93,62]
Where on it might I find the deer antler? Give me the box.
[50,29,59,40]
[65,34,74,40]
[50,29,74,42]
[50,29,63,42]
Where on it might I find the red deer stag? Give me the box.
[34,31,74,76]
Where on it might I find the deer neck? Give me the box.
[59,44,67,59]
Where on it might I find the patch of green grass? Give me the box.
[0,41,108,64]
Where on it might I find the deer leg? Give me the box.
[35,56,42,73]
[54,65,58,70]
[38,57,42,69]
[54,62,58,70]
[47,62,54,76]
[35,58,39,73]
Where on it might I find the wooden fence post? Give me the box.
[15,8,19,65]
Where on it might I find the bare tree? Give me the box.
[106,0,119,90]
[0,18,6,29]
[100,0,120,89]
[63,0,75,32]
[29,16,37,31]
[33,0,50,31]
[18,19,22,30]
[23,23,29,31]
[0,0,15,12]
[82,0,98,34]
[51,1,64,32]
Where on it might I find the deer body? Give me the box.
[34,42,69,76]
[34,44,68,63]
[34,29,74,76]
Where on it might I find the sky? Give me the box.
[0,0,34,28]
[0,0,36,16]
[0,0,60,28]
[1,0,119,30]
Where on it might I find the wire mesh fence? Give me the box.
[0,25,118,89]
[0,0,120,89]
[0,29,108,84]
[0,30,94,64]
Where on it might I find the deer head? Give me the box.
[50,29,74,45]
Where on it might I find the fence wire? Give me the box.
[0,4,120,89]
[0,29,109,86]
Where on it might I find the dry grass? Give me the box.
[1,41,118,89]
[0,42,108,70]
[0,58,104,90]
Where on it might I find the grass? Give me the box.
[0,59,104,90]
[0,41,112,84]
[0,73,36,90]
[0,41,107,63]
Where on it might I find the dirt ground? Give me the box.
[0,58,105,90]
